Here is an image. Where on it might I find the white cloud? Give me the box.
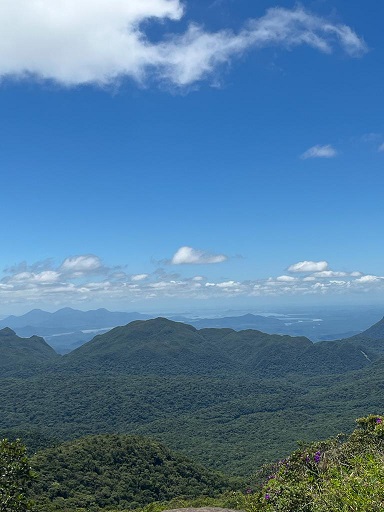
[60,255,103,273]
[355,275,382,283]
[288,260,329,273]
[216,280,240,288]
[300,144,338,159]
[171,246,227,265]
[9,271,60,284]
[131,274,149,281]
[312,271,347,278]
[0,3,367,87]
[276,275,296,282]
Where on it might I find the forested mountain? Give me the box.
[61,317,377,377]
[1,316,379,379]
[1,317,384,475]
[0,327,59,377]
[2,307,382,354]
[30,435,236,510]
[346,316,384,356]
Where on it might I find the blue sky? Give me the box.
[1,0,384,314]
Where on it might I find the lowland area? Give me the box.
[1,314,384,511]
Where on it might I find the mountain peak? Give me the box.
[0,327,16,336]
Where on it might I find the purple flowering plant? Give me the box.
[240,415,384,511]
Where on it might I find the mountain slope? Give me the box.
[62,317,375,377]
[31,434,235,510]
[344,316,384,358]
[0,327,59,377]
[63,318,235,375]
[351,316,384,340]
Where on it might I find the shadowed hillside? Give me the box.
[0,327,59,377]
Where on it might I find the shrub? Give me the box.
[242,414,384,511]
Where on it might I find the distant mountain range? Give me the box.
[1,306,381,353]
[0,308,151,353]
[0,307,151,330]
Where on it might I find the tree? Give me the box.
[0,439,33,512]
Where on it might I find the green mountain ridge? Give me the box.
[3,315,383,380]
[58,317,384,377]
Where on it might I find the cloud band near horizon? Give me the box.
[1,254,383,308]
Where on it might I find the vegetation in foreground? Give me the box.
[241,414,384,511]
[29,435,239,511]
[1,415,384,511]
[0,438,34,512]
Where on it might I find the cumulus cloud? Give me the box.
[300,145,338,159]
[355,275,382,283]
[131,274,149,281]
[215,280,241,288]
[8,271,60,284]
[276,275,296,282]
[60,255,103,274]
[0,2,367,87]
[171,246,227,265]
[312,270,347,278]
[288,261,329,273]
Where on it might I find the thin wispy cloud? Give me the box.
[360,133,382,143]
[300,145,338,159]
[378,143,384,152]
[0,2,367,88]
